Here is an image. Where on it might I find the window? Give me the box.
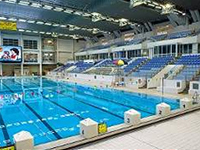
[198,44,200,53]
[42,52,56,63]
[127,50,141,58]
[3,38,18,46]
[42,38,56,50]
[177,82,180,88]
[24,53,39,63]
[193,83,199,90]
[23,40,38,49]
[100,53,108,59]
[172,45,176,54]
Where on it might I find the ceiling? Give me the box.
[0,0,199,39]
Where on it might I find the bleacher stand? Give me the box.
[173,55,200,81]
[132,56,174,78]
[123,58,147,74]
[167,30,193,40]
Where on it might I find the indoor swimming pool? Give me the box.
[0,77,180,147]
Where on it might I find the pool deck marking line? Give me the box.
[1,81,62,140]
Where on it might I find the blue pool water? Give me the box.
[0,77,180,147]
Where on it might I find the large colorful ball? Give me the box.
[113,60,118,65]
[117,60,124,66]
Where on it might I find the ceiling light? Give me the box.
[18,19,27,22]
[52,33,58,37]
[64,9,74,14]
[44,22,52,26]
[68,25,75,31]
[91,12,103,22]
[8,18,17,21]
[161,3,175,14]
[46,32,51,35]
[27,20,35,23]
[18,29,25,32]
[31,3,42,8]
[0,17,7,20]
[43,5,53,10]
[73,11,83,15]
[36,21,44,25]
[130,0,147,7]
[60,25,67,28]
[119,18,128,27]
[82,13,91,17]
[39,31,45,34]
[18,1,30,6]
[92,28,100,34]
[52,23,59,27]
[47,40,53,44]
[5,0,17,3]
[33,31,39,33]
[25,30,31,33]
[53,7,63,12]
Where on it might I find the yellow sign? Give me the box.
[0,146,15,150]
[98,123,107,134]
[0,21,17,31]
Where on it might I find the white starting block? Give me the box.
[13,131,34,150]
[80,118,98,139]
[124,109,141,125]
[180,98,193,109]
[156,103,171,116]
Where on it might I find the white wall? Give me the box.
[57,39,86,63]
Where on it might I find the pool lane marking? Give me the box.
[65,85,154,115]
[1,81,62,140]
[23,103,62,140]
[15,80,85,121]
[16,106,53,141]
[17,79,123,120]
[43,97,84,120]
[30,80,124,120]
[46,89,124,120]
[83,88,154,115]
[35,81,124,119]
[19,79,85,120]
[0,112,11,146]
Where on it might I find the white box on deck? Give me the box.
[180,98,193,109]
[13,131,34,150]
[124,109,141,125]
[80,118,98,138]
[156,103,171,116]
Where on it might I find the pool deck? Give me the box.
[74,109,200,150]
[59,77,192,100]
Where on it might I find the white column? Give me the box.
[175,43,178,57]
[192,43,198,54]
[20,33,23,76]
[39,35,42,76]
[149,48,153,58]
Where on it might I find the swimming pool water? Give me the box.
[0,77,180,147]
